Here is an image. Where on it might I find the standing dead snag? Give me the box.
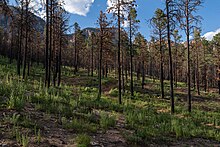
[128,5,139,97]
[172,30,182,88]
[45,0,49,87]
[107,0,136,104]
[166,0,175,113]
[97,11,112,99]
[44,0,68,87]
[177,0,202,112]
[212,33,220,94]
[150,8,167,99]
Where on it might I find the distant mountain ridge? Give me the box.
[0,6,103,40]
[67,27,99,42]
[0,5,45,33]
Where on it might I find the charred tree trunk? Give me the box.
[141,60,145,89]
[91,34,94,76]
[196,50,200,95]
[45,0,49,87]
[58,34,62,86]
[22,1,28,79]
[122,51,125,94]
[105,62,108,78]
[47,0,53,88]
[166,0,174,113]
[98,25,103,99]
[117,1,122,104]
[129,16,134,97]
[186,0,192,112]
[159,32,164,99]
[18,0,24,76]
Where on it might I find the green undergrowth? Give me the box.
[0,56,220,146]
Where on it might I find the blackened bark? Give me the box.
[129,15,134,97]
[166,0,174,113]
[186,0,192,112]
[45,0,49,87]
[159,31,165,99]
[117,0,122,104]
[141,60,145,89]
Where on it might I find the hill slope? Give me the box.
[0,56,220,146]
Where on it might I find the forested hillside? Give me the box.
[0,0,220,146]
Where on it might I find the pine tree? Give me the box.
[150,8,167,99]
[177,0,202,112]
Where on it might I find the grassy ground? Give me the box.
[0,56,220,147]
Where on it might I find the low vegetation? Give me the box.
[0,56,220,146]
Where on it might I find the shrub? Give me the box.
[109,88,118,97]
[100,111,116,130]
[76,134,91,147]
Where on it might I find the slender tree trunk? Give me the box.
[204,64,207,92]
[117,1,122,104]
[45,0,49,87]
[114,50,117,78]
[129,16,134,97]
[9,30,13,64]
[175,41,178,87]
[74,34,77,74]
[193,61,196,90]
[159,33,165,99]
[125,59,128,83]
[166,0,174,113]
[47,0,53,88]
[23,2,28,79]
[141,60,145,89]
[186,0,191,112]
[22,29,28,79]
[98,30,103,99]
[105,62,108,78]
[77,48,79,72]
[91,35,94,76]
[54,54,59,86]
[58,35,62,86]
[196,49,200,95]
[18,0,24,76]
[122,51,125,94]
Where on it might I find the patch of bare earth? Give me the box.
[91,114,129,147]
[170,138,220,147]
[0,104,76,147]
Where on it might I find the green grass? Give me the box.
[0,56,220,146]
[100,111,116,130]
[76,134,91,147]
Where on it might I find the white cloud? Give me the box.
[106,0,134,28]
[64,0,94,16]
[106,0,133,9]
[30,0,94,18]
[202,28,220,41]
[30,0,46,18]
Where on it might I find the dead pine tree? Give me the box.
[107,0,136,104]
[127,5,139,98]
[45,0,49,87]
[177,0,202,112]
[150,8,167,99]
[165,0,175,113]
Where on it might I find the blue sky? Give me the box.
[9,0,220,41]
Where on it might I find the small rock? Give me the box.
[59,139,66,144]
[2,144,8,147]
